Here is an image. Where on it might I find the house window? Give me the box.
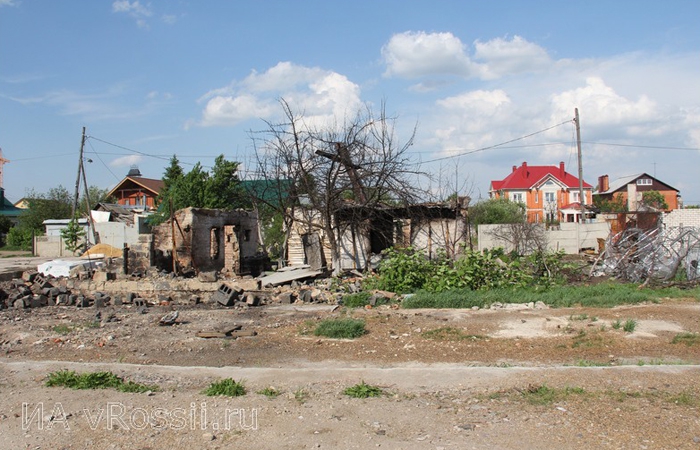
[571,191,580,203]
[637,178,652,186]
[545,192,556,203]
[534,191,539,203]
[511,193,524,203]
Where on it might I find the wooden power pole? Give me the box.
[574,108,585,223]
[72,127,100,245]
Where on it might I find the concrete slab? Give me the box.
[257,266,322,286]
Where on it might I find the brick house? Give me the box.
[489,161,593,223]
[106,166,164,210]
[594,173,680,212]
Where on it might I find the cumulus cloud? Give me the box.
[0,0,17,7]
[197,62,362,128]
[112,0,152,28]
[382,32,553,80]
[474,35,552,79]
[382,31,478,78]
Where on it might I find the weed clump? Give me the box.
[46,370,155,393]
[344,381,383,398]
[203,378,246,397]
[313,318,366,339]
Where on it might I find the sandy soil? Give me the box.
[1,295,699,449]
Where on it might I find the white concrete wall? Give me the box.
[478,222,611,254]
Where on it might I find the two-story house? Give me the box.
[594,173,680,212]
[489,161,593,223]
[106,166,164,210]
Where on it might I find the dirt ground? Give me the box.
[1,289,699,449]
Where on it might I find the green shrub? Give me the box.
[344,381,383,398]
[203,378,246,397]
[671,332,699,346]
[256,387,280,398]
[45,370,155,393]
[342,292,372,308]
[623,319,638,333]
[314,318,366,339]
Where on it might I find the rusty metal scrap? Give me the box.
[593,226,700,283]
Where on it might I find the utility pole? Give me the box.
[72,127,87,217]
[72,127,100,245]
[574,108,585,223]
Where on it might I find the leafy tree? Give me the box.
[593,193,627,212]
[468,198,526,225]
[205,155,248,209]
[7,226,34,249]
[151,155,247,225]
[17,186,73,232]
[640,190,668,210]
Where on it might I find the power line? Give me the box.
[583,142,700,151]
[418,119,572,164]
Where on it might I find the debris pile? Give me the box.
[593,226,700,283]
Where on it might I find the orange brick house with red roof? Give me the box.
[489,161,593,223]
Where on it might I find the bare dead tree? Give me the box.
[249,99,425,274]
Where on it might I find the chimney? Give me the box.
[598,175,609,192]
[522,162,527,179]
[512,165,517,173]
[559,161,565,178]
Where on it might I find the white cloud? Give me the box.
[474,35,552,79]
[382,31,478,78]
[382,32,553,80]
[112,0,152,28]
[110,154,143,167]
[197,62,362,127]
[0,0,17,7]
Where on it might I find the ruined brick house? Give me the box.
[287,199,470,271]
[153,207,265,276]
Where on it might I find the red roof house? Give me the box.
[490,162,593,223]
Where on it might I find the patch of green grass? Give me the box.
[344,381,384,398]
[612,319,622,330]
[571,330,605,349]
[401,283,700,309]
[623,319,638,333]
[520,384,587,405]
[342,292,372,308]
[671,332,700,346]
[313,318,367,339]
[203,378,246,397]
[569,313,588,321]
[256,387,280,398]
[53,324,73,335]
[667,390,700,407]
[298,319,316,336]
[573,359,611,367]
[421,327,484,341]
[294,388,309,404]
[45,370,156,393]
[82,321,101,329]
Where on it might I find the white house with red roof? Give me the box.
[489,161,593,223]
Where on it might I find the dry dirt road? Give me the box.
[1,297,699,449]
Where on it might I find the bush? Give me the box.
[6,226,35,250]
[203,378,246,397]
[344,381,383,398]
[342,292,372,308]
[314,318,366,339]
[45,370,155,393]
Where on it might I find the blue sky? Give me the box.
[1,0,699,205]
